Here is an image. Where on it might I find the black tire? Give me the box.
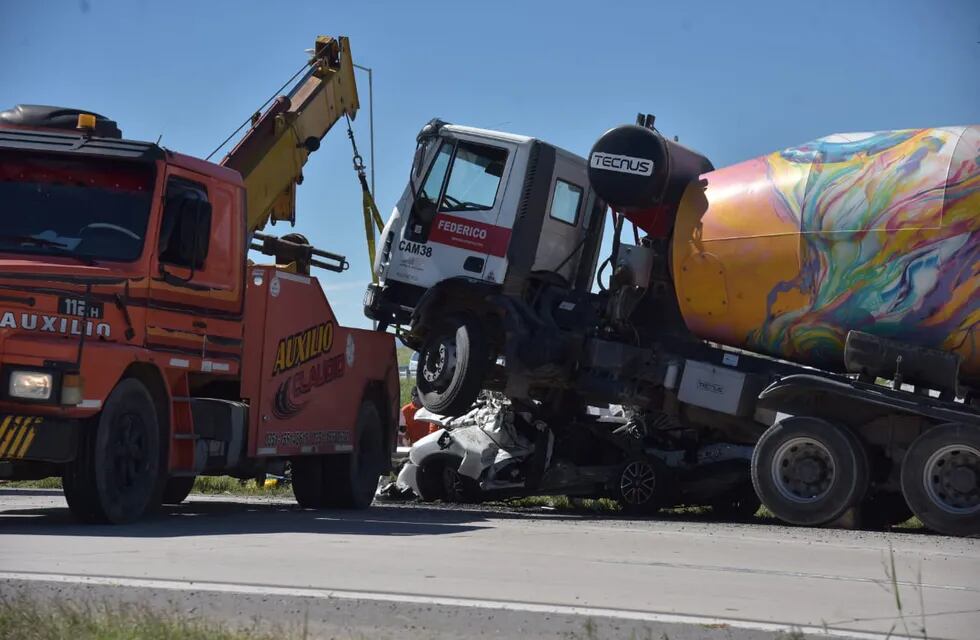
[291,456,326,508]
[415,316,490,417]
[900,423,980,537]
[710,483,762,521]
[751,416,869,527]
[616,458,666,515]
[62,378,164,524]
[161,476,196,505]
[322,400,387,509]
[415,456,462,503]
[860,492,914,530]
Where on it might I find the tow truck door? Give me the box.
[388,135,517,288]
[145,167,245,374]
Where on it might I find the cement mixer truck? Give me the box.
[364,118,980,536]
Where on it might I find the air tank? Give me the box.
[590,124,980,384]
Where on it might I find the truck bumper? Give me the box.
[0,414,78,463]
[363,282,415,327]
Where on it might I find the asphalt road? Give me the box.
[0,489,977,640]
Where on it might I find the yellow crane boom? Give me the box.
[221,35,359,233]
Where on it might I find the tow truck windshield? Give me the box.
[0,150,154,263]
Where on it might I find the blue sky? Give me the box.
[3,0,978,328]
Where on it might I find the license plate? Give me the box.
[58,296,104,319]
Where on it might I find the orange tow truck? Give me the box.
[0,36,399,523]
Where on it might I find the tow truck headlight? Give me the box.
[9,371,53,400]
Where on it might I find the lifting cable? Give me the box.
[345,114,385,282]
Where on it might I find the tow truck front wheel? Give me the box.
[63,379,163,524]
[416,316,490,417]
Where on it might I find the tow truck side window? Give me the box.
[158,177,212,269]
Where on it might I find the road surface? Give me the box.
[0,489,977,639]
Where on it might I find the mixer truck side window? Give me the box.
[550,180,583,226]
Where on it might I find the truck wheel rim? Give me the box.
[922,444,980,515]
[771,437,836,504]
[620,461,656,505]
[422,337,457,388]
[110,412,147,491]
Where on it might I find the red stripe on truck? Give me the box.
[429,214,510,258]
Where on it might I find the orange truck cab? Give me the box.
[0,101,398,523]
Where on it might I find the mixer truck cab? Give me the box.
[364,119,609,414]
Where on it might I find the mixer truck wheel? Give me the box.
[416,316,490,417]
[751,417,869,527]
[62,378,164,524]
[900,423,980,536]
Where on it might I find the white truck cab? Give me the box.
[364,120,606,414]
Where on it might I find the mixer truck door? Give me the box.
[530,151,591,284]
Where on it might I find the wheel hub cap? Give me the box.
[620,461,656,505]
[771,437,836,504]
[923,444,980,515]
[422,339,457,387]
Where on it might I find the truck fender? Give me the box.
[758,374,980,428]
[410,277,500,334]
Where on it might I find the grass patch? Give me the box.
[497,495,622,513]
[0,477,62,489]
[396,346,414,367]
[0,597,283,640]
[191,475,293,497]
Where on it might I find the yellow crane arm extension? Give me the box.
[221,36,359,233]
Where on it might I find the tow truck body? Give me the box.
[0,36,399,523]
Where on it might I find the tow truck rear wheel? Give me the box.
[751,416,869,527]
[63,378,163,524]
[291,399,386,510]
[416,316,489,417]
[900,423,980,536]
[322,399,386,508]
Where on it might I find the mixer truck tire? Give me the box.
[900,423,980,537]
[416,315,490,417]
[751,417,869,527]
[62,378,164,524]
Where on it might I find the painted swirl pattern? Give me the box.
[748,126,980,378]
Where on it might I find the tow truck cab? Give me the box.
[364,120,605,413]
[0,106,246,477]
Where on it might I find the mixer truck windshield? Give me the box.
[0,150,154,263]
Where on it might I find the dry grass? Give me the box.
[0,597,283,640]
